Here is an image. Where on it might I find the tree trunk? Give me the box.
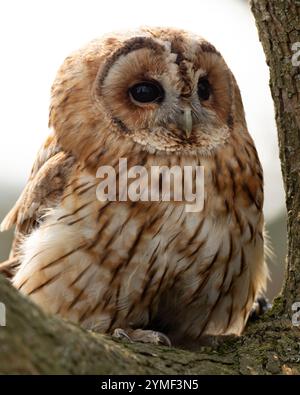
[0,0,300,375]
[251,0,300,316]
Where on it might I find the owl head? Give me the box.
[49,27,246,164]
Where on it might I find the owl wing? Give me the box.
[0,134,75,278]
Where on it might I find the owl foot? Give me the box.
[248,296,272,321]
[112,328,171,347]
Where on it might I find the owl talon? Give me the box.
[248,296,272,322]
[112,328,134,343]
[112,328,171,347]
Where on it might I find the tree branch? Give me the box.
[0,275,299,374]
[0,1,300,375]
[251,0,300,314]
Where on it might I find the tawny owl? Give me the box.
[0,27,267,347]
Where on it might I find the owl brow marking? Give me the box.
[96,36,165,135]
[170,38,192,96]
[98,36,165,87]
[170,37,221,99]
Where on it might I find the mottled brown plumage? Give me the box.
[0,27,267,347]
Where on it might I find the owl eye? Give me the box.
[128,81,164,104]
[197,77,211,101]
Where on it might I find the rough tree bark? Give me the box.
[251,0,300,315]
[0,0,299,375]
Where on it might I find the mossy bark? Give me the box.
[0,276,299,374]
[251,0,300,316]
[0,0,300,375]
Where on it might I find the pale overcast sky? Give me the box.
[0,0,285,219]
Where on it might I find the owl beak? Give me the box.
[181,108,193,138]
